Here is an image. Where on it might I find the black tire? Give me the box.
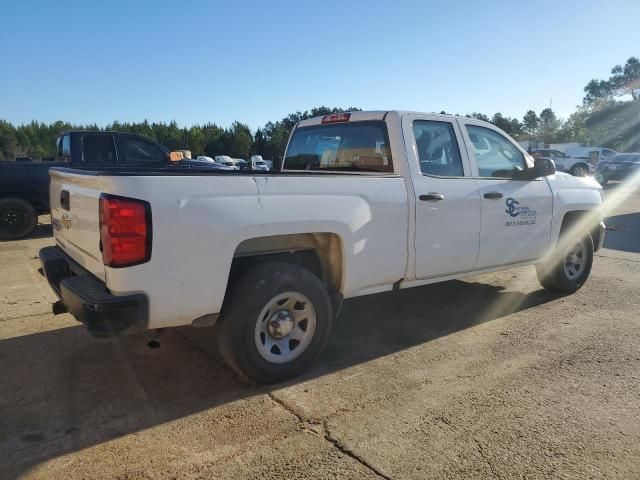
[0,197,37,241]
[570,164,589,177]
[216,261,333,384]
[536,232,594,293]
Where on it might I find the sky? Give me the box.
[1,0,638,130]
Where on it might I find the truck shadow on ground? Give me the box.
[28,223,53,240]
[603,212,640,253]
[1,279,560,478]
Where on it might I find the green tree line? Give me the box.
[1,57,638,161]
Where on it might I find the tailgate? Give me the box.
[50,169,106,281]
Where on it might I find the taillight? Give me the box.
[321,113,351,124]
[99,194,152,268]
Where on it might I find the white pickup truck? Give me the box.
[40,111,605,383]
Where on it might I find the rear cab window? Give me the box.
[81,134,117,163]
[121,136,167,165]
[283,121,393,173]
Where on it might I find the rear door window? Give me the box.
[284,121,393,173]
[413,120,464,177]
[121,136,167,165]
[82,134,117,163]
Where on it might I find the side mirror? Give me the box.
[530,157,556,178]
[168,151,184,162]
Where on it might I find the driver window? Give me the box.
[466,125,525,179]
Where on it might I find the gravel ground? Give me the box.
[1,182,639,479]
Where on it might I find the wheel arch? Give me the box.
[227,232,345,313]
[560,210,603,252]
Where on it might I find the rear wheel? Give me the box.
[216,261,333,384]
[0,197,37,240]
[536,232,594,293]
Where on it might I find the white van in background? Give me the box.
[533,146,618,177]
[250,155,270,171]
[566,146,617,162]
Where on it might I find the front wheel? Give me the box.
[216,262,334,384]
[536,233,594,293]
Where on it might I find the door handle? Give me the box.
[483,191,503,200]
[419,193,445,201]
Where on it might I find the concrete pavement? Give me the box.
[1,183,639,479]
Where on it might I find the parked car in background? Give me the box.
[595,153,640,185]
[0,131,228,240]
[214,155,239,169]
[234,159,248,170]
[532,149,594,177]
[40,110,605,384]
[188,158,235,170]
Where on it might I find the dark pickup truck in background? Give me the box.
[0,130,231,240]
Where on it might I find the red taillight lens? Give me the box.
[321,113,351,124]
[99,194,152,267]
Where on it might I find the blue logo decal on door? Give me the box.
[505,197,520,217]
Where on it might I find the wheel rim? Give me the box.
[573,166,586,177]
[254,291,317,364]
[563,240,587,280]
[0,207,27,232]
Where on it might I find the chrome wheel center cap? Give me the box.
[268,310,294,338]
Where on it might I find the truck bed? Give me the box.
[50,166,394,177]
[48,165,409,329]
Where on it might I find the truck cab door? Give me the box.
[402,114,481,279]
[458,119,553,269]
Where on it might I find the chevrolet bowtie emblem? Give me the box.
[61,215,71,230]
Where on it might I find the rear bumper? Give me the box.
[39,246,148,338]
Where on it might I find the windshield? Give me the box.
[284,121,393,173]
